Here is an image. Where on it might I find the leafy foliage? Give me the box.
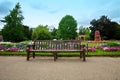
[107,41,119,47]
[89,15,120,40]
[0,30,2,35]
[32,25,51,40]
[58,15,77,39]
[23,25,32,40]
[84,28,90,40]
[79,26,86,35]
[79,26,90,40]
[51,27,58,39]
[114,25,120,40]
[1,3,24,42]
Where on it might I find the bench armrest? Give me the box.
[26,44,34,51]
[81,44,87,51]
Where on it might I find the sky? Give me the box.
[0,0,120,29]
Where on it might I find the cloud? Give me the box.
[109,9,120,19]
[28,1,49,10]
[96,1,120,23]
[78,19,91,27]
[28,0,62,14]
[49,9,61,14]
[0,1,13,14]
[108,2,120,20]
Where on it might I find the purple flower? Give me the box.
[109,47,117,51]
[0,45,5,50]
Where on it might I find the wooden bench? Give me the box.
[26,40,86,61]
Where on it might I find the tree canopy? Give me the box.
[23,25,32,40]
[51,27,58,39]
[1,3,24,42]
[79,26,86,35]
[58,15,77,40]
[32,25,51,40]
[89,15,120,40]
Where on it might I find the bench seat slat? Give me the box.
[30,50,83,52]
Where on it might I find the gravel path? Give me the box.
[0,56,120,80]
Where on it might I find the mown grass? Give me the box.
[0,50,120,57]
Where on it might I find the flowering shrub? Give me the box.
[88,47,96,52]
[0,45,5,50]
[103,47,110,51]
[102,47,119,51]
[117,47,120,51]
[7,47,19,52]
[100,42,120,51]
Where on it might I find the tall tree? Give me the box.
[23,25,32,40]
[84,27,90,40]
[0,30,1,35]
[58,15,77,40]
[32,25,51,40]
[89,15,119,40]
[1,3,24,42]
[78,26,90,40]
[79,26,86,35]
[51,27,58,39]
[114,24,120,40]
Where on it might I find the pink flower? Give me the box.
[117,48,120,51]
[88,47,96,52]
[7,47,19,52]
[103,47,110,51]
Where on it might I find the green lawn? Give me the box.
[0,50,120,57]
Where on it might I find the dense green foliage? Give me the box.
[51,27,58,39]
[0,30,1,35]
[107,41,119,47]
[79,26,86,35]
[115,25,120,40]
[58,15,77,40]
[89,15,120,40]
[1,3,24,42]
[84,28,90,40]
[32,25,51,40]
[23,25,32,40]
[79,26,90,40]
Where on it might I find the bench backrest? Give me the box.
[33,40,84,50]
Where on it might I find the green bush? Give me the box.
[107,41,118,47]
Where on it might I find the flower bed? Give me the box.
[99,42,120,51]
[0,41,120,52]
[0,41,32,52]
[7,47,19,52]
[100,46,120,51]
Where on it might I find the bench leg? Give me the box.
[33,52,35,58]
[80,51,83,58]
[27,51,30,61]
[54,52,57,61]
[83,51,86,61]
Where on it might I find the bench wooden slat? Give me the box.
[30,50,83,52]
